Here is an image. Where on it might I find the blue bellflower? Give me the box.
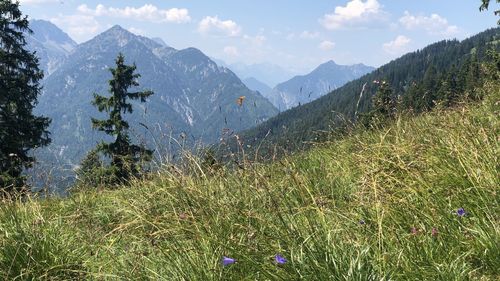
[275,254,287,264]
[457,208,466,217]
[222,256,236,266]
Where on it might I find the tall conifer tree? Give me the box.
[0,0,51,192]
[91,53,153,184]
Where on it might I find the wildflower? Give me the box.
[222,256,236,266]
[275,254,287,264]
[456,208,466,217]
[411,227,418,235]
[431,227,438,237]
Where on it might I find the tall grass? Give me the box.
[0,82,498,280]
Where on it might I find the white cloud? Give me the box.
[300,31,320,39]
[286,31,320,41]
[383,35,411,55]
[399,11,459,36]
[50,14,101,42]
[223,46,239,57]
[243,34,266,46]
[320,0,387,30]
[78,4,191,23]
[319,40,336,51]
[198,16,241,37]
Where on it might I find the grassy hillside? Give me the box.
[0,81,498,280]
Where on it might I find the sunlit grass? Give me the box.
[0,82,498,280]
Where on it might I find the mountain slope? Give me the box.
[3,80,498,279]
[238,27,500,153]
[35,25,278,174]
[265,61,374,110]
[25,20,77,75]
[242,77,272,97]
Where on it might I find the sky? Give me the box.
[18,0,499,73]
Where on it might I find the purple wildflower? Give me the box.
[431,227,438,237]
[411,227,418,235]
[275,254,287,264]
[222,256,236,266]
[456,208,466,217]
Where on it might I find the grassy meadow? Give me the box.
[0,82,498,280]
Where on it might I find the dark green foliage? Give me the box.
[484,48,500,79]
[91,53,153,185]
[359,81,397,128]
[0,0,51,193]
[75,149,114,187]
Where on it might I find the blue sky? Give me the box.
[19,0,498,73]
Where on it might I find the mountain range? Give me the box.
[26,22,278,178]
[24,20,383,188]
[214,60,298,88]
[263,61,374,111]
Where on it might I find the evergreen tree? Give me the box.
[0,0,51,193]
[465,54,483,100]
[359,81,397,128]
[420,65,440,111]
[91,53,153,185]
[436,65,459,106]
[75,149,109,187]
[372,82,397,120]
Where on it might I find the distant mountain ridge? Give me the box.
[265,61,375,110]
[215,60,298,88]
[30,23,277,183]
[242,77,272,98]
[25,20,77,75]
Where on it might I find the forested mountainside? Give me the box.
[235,27,500,156]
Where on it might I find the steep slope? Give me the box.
[35,25,278,174]
[2,81,498,280]
[266,61,374,110]
[25,20,77,75]
[159,47,277,141]
[238,27,500,153]
[242,77,272,98]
